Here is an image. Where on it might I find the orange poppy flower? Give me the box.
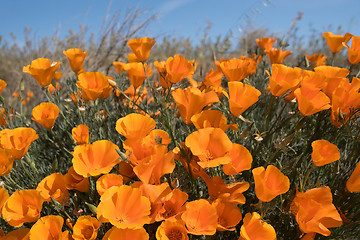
[2,228,30,240]
[72,124,89,145]
[103,227,149,240]
[166,54,196,84]
[252,165,290,202]
[154,60,172,88]
[96,173,123,195]
[133,145,175,184]
[300,70,326,90]
[113,61,127,73]
[36,173,69,204]
[181,199,218,235]
[97,185,151,229]
[48,82,61,95]
[0,79,7,94]
[116,113,156,140]
[205,175,249,205]
[291,186,342,236]
[0,187,9,212]
[0,148,14,176]
[203,68,223,88]
[323,32,352,54]
[185,127,232,168]
[343,36,360,65]
[76,72,112,100]
[123,62,153,89]
[156,220,189,240]
[63,48,88,73]
[31,102,60,129]
[2,189,44,227]
[228,82,261,117]
[294,86,330,116]
[212,199,242,231]
[256,37,277,51]
[72,140,120,177]
[23,58,61,87]
[346,160,360,192]
[64,166,89,192]
[155,187,188,222]
[223,143,253,175]
[239,212,277,240]
[72,215,101,240]
[29,215,71,240]
[54,71,62,81]
[172,87,219,125]
[268,64,302,97]
[127,37,156,62]
[305,54,327,68]
[330,77,360,127]
[127,53,139,62]
[311,140,340,166]
[219,57,257,82]
[265,48,292,64]
[191,110,238,132]
[314,65,349,99]
[0,127,38,160]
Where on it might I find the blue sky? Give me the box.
[1,0,359,47]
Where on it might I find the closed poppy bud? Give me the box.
[127,37,156,62]
[2,189,44,227]
[48,82,62,95]
[97,185,151,229]
[228,82,261,117]
[172,87,219,125]
[0,187,9,212]
[29,215,70,240]
[0,127,38,160]
[63,48,88,73]
[265,48,292,64]
[239,212,277,240]
[31,102,60,129]
[72,140,120,177]
[96,173,123,196]
[311,140,340,166]
[103,227,149,240]
[346,160,360,192]
[64,166,89,192]
[256,37,277,51]
[72,215,101,240]
[23,58,61,87]
[185,128,232,168]
[54,71,62,81]
[72,124,89,145]
[181,199,218,235]
[252,165,290,202]
[36,173,69,205]
[323,32,353,54]
[156,220,189,240]
[116,113,156,140]
[76,72,112,101]
[0,79,7,95]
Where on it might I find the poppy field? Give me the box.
[0,32,360,240]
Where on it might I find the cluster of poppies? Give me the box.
[0,32,359,240]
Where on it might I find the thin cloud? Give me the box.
[156,0,194,18]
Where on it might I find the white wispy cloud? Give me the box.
[156,0,194,18]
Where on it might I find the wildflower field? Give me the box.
[0,29,360,240]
